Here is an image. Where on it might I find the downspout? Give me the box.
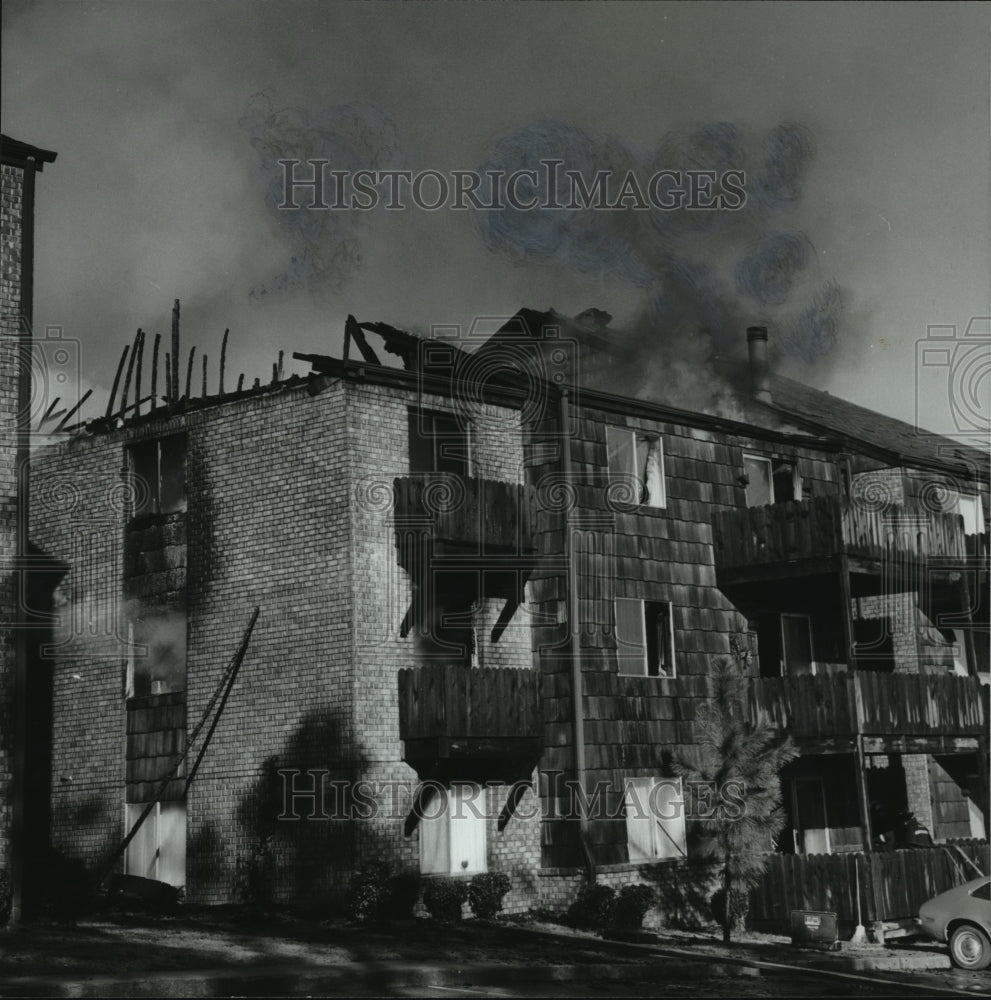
[559,388,596,883]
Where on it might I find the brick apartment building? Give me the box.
[17,306,990,931]
[3,134,989,933]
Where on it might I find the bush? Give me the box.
[44,852,95,924]
[613,884,656,929]
[347,861,393,923]
[387,872,421,920]
[238,836,275,910]
[566,883,616,929]
[468,872,511,920]
[709,886,749,933]
[422,877,468,922]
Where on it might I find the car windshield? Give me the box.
[971,883,991,901]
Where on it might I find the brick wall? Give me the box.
[30,381,356,905]
[0,160,27,891]
[348,381,541,905]
[30,374,543,906]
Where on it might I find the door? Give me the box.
[781,614,815,676]
[793,778,831,855]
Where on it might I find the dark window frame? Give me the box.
[127,435,186,518]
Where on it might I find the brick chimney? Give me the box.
[747,326,771,403]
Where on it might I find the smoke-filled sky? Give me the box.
[3,1,989,439]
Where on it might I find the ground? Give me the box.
[1,908,989,998]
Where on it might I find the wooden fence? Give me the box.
[712,496,966,571]
[750,839,990,932]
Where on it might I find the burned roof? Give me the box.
[760,373,989,482]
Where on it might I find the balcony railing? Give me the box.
[398,663,542,781]
[748,672,986,743]
[712,496,966,577]
[393,476,535,553]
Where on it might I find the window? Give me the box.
[408,407,471,476]
[781,614,815,676]
[743,454,801,507]
[419,784,487,875]
[607,426,665,508]
[126,611,187,697]
[971,882,991,901]
[624,777,687,862]
[941,488,985,535]
[128,436,185,517]
[615,599,675,678]
[124,800,186,886]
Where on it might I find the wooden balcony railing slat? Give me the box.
[749,672,984,738]
[393,476,534,551]
[399,662,541,743]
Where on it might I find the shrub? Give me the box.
[387,872,421,920]
[422,877,468,922]
[347,861,393,923]
[566,883,616,929]
[238,836,275,910]
[613,884,656,929]
[467,872,512,920]
[0,869,10,926]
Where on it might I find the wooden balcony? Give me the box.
[748,672,986,752]
[393,476,536,562]
[712,496,966,585]
[398,663,542,782]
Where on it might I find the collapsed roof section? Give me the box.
[46,303,989,485]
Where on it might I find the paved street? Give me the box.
[3,912,990,999]
[3,952,989,998]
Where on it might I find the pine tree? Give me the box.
[672,656,799,943]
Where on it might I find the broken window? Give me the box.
[124,800,186,887]
[419,783,487,875]
[408,407,471,476]
[624,777,687,862]
[853,617,896,672]
[743,454,801,507]
[126,612,187,697]
[128,436,185,518]
[607,426,665,508]
[615,599,676,678]
[937,627,969,677]
[408,570,480,666]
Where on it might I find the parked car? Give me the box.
[918,876,991,970]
